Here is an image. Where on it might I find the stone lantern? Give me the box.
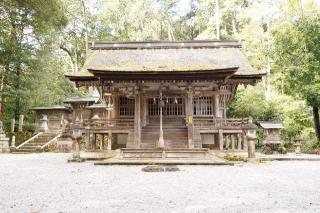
[68,118,85,162]
[39,114,49,132]
[294,136,302,155]
[243,117,258,158]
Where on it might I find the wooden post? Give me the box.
[10,119,15,133]
[213,93,220,118]
[186,91,194,149]
[237,133,242,150]
[111,95,118,119]
[141,96,147,127]
[18,115,24,132]
[134,93,141,148]
[218,129,224,150]
[231,134,235,150]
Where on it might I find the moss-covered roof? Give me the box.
[82,41,263,76]
[32,106,70,111]
[63,96,100,103]
[64,71,96,80]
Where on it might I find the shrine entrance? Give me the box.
[147,97,185,117]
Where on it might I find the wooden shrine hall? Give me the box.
[65,40,265,156]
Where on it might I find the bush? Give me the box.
[224,154,245,161]
[277,146,287,154]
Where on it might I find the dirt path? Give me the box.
[0,153,320,213]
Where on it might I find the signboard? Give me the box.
[188,116,193,124]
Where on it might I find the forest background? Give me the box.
[0,0,319,150]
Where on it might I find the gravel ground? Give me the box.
[0,153,320,213]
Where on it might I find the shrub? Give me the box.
[224,154,245,161]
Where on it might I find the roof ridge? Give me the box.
[89,40,242,50]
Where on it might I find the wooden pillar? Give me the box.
[108,129,112,150]
[111,95,118,119]
[213,93,220,118]
[186,92,194,149]
[237,133,242,150]
[134,93,141,148]
[231,134,235,150]
[218,129,224,150]
[141,96,147,127]
[225,135,230,150]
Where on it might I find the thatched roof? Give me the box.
[257,121,284,129]
[66,40,265,80]
[32,106,70,111]
[64,96,99,104]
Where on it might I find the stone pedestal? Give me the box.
[0,121,10,153]
[247,135,256,158]
[0,133,10,153]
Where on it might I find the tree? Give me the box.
[0,0,74,127]
[272,14,320,142]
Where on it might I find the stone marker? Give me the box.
[0,121,10,153]
[18,115,24,132]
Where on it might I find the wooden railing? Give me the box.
[193,117,249,129]
[16,132,43,149]
[85,118,135,130]
[40,133,61,150]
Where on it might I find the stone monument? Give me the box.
[0,121,10,153]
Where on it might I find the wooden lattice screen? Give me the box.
[193,96,213,116]
[119,96,135,116]
[148,98,184,116]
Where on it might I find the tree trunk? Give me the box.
[0,64,9,119]
[14,63,21,121]
[215,0,220,40]
[313,106,320,143]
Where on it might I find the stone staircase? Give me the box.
[13,132,59,153]
[140,117,188,149]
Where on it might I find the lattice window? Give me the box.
[119,96,134,116]
[148,98,160,116]
[148,98,184,116]
[193,96,213,116]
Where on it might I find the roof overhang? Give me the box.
[89,67,238,81]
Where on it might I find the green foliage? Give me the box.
[272,15,320,107]
[229,83,314,143]
[224,154,245,162]
[277,146,287,154]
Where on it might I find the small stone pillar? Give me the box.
[108,130,112,151]
[0,121,10,153]
[10,119,15,133]
[218,129,224,150]
[294,136,302,155]
[39,115,49,132]
[237,134,242,150]
[231,134,235,150]
[247,135,256,158]
[244,118,258,159]
[18,115,24,132]
[225,135,230,150]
